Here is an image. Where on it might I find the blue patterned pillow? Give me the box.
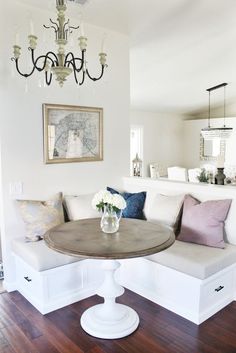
[107,187,146,220]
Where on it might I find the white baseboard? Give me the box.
[3,280,17,292]
[121,279,200,324]
[121,279,235,325]
[18,284,97,315]
[198,296,234,324]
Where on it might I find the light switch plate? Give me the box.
[9,182,23,196]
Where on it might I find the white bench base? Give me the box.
[119,258,236,324]
[11,254,236,324]
[14,255,104,314]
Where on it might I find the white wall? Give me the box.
[183,117,236,168]
[0,1,130,286]
[130,110,185,177]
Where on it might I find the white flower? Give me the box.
[92,190,110,209]
[103,192,114,205]
[92,189,126,211]
[112,194,126,210]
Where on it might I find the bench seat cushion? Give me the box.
[12,238,83,271]
[146,240,236,280]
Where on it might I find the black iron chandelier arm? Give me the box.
[43,19,59,36]
[43,24,58,37]
[11,50,42,78]
[71,67,79,84]
[64,52,83,72]
[69,25,80,31]
[43,24,58,34]
[64,55,86,85]
[31,49,59,71]
[12,51,57,79]
[45,70,53,86]
[79,70,86,86]
[86,65,105,82]
[63,19,69,33]
[11,58,33,78]
[11,50,58,80]
[49,18,59,30]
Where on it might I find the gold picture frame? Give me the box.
[43,103,103,164]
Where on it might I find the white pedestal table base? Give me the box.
[80,260,139,339]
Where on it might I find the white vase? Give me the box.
[100,205,121,234]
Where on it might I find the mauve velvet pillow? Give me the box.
[178,195,232,248]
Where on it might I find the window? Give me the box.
[130,125,143,176]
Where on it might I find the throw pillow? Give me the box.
[146,193,185,231]
[107,187,146,219]
[17,192,64,242]
[178,195,232,248]
[64,194,100,221]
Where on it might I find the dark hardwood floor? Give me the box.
[0,289,236,353]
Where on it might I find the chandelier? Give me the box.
[201,83,233,140]
[11,0,108,87]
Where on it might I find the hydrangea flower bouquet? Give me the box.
[92,190,126,234]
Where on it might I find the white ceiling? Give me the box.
[18,0,236,115]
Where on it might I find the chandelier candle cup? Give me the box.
[92,190,127,234]
[99,53,107,66]
[13,45,21,59]
[28,35,37,50]
[79,36,87,51]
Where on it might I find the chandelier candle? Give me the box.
[11,0,108,87]
[15,32,20,45]
[30,20,35,36]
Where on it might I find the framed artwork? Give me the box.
[43,104,103,164]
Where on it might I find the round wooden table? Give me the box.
[45,218,175,339]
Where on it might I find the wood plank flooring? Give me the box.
[0,290,236,353]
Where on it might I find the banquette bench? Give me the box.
[11,177,236,324]
[119,177,236,324]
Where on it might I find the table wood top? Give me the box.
[44,218,175,260]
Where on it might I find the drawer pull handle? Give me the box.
[215,285,224,292]
[24,276,32,282]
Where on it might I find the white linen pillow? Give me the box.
[146,193,185,229]
[64,194,100,221]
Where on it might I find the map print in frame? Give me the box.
[43,104,103,164]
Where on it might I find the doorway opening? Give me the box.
[130,125,143,176]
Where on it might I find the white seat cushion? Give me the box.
[146,240,236,279]
[12,238,83,271]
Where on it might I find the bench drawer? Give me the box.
[14,255,104,314]
[200,270,234,311]
[16,258,44,300]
